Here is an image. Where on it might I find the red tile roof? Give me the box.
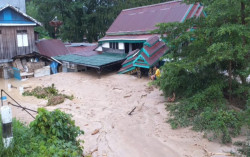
[36,39,69,57]
[106,0,195,35]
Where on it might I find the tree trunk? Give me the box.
[228,60,232,105]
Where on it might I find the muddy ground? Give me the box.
[0,72,245,157]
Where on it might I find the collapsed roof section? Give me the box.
[118,36,168,74]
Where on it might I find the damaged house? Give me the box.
[0,1,54,79]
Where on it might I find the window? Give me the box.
[109,42,118,49]
[17,30,28,47]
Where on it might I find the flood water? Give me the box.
[0,78,38,123]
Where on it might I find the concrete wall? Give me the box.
[102,42,110,48]
[0,0,26,13]
[118,43,124,50]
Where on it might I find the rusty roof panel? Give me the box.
[36,39,69,57]
[67,45,99,57]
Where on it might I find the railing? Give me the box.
[1,89,37,119]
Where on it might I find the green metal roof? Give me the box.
[54,53,126,68]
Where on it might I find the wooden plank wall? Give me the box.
[0,26,36,59]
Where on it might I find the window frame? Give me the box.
[109,42,119,49]
[17,30,28,47]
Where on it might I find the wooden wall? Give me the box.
[0,26,36,60]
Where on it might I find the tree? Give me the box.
[154,0,249,143]
[27,0,168,42]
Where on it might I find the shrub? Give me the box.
[166,84,244,143]
[23,84,74,106]
[30,108,84,144]
[0,109,84,157]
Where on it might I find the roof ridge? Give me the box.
[122,0,183,12]
[0,4,42,26]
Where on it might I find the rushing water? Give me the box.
[0,78,38,123]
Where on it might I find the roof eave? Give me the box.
[0,23,37,26]
[0,5,42,26]
[106,30,152,36]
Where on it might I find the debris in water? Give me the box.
[91,129,100,135]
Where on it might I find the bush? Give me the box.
[166,83,244,143]
[23,84,74,106]
[30,108,84,143]
[0,109,84,157]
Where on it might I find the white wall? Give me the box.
[96,46,102,52]
[118,43,124,50]
[102,42,109,48]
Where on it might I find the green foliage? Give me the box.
[0,109,84,156]
[22,84,74,106]
[234,137,250,156]
[26,1,50,39]
[155,0,250,143]
[30,108,84,143]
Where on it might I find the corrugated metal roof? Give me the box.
[118,64,134,73]
[36,39,69,57]
[54,53,126,68]
[144,36,159,47]
[144,41,166,56]
[127,49,140,58]
[67,44,99,57]
[140,45,168,66]
[106,0,193,35]
[122,53,138,65]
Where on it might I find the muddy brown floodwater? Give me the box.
[0,72,245,157]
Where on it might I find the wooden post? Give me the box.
[1,96,13,148]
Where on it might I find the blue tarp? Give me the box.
[50,61,58,74]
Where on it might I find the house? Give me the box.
[98,0,205,53]
[97,0,205,76]
[0,1,42,79]
[0,0,26,13]
[0,4,41,62]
